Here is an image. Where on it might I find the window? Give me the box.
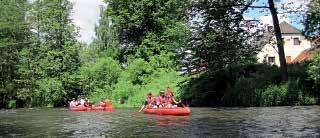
[268,57,275,64]
[286,56,291,64]
[293,37,300,45]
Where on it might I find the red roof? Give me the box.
[292,47,320,63]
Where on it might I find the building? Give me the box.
[257,22,312,66]
[292,36,320,63]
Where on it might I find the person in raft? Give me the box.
[165,87,180,108]
[156,90,166,108]
[139,91,155,112]
[76,96,84,106]
[104,98,112,107]
[98,99,106,107]
[84,98,90,107]
[69,98,78,107]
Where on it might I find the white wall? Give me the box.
[257,34,312,66]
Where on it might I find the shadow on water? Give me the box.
[0,106,320,137]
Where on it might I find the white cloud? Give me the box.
[69,0,106,44]
[279,0,310,12]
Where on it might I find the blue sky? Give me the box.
[244,0,308,30]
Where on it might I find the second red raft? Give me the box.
[143,107,191,116]
[69,106,114,111]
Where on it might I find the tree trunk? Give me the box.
[268,0,288,82]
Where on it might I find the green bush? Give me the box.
[83,57,121,103]
[85,54,185,108]
[227,77,262,106]
[258,79,317,106]
[37,78,65,107]
[6,100,16,109]
[88,87,112,105]
[260,84,288,106]
[110,62,184,107]
[308,52,320,84]
[182,63,281,106]
[182,63,318,107]
[125,69,184,107]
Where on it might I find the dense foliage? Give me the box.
[189,0,259,72]
[308,53,320,91]
[304,0,320,37]
[182,63,318,107]
[1,0,319,108]
[95,0,190,63]
[1,0,81,108]
[0,0,31,108]
[81,0,191,107]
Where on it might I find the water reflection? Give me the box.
[147,116,190,126]
[0,106,320,137]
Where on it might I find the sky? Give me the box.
[69,0,309,44]
[69,0,105,44]
[244,0,309,30]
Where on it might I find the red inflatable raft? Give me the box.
[143,107,191,116]
[69,106,114,111]
[69,106,90,111]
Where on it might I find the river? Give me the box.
[0,106,319,137]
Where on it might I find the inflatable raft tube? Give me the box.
[69,106,114,111]
[143,107,190,116]
[69,106,90,111]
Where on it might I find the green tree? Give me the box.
[80,57,121,103]
[96,0,190,63]
[0,0,31,108]
[190,0,258,72]
[304,0,320,37]
[189,0,289,81]
[308,53,320,86]
[18,0,81,107]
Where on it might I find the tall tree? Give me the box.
[0,0,30,108]
[268,0,288,81]
[190,0,259,73]
[96,0,190,63]
[188,0,289,81]
[18,0,81,107]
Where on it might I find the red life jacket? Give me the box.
[157,96,166,104]
[146,97,153,104]
[104,99,111,106]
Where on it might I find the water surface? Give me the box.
[0,106,320,137]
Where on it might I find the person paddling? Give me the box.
[69,98,77,107]
[139,91,155,112]
[78,97,85,107]
[156,90,166,108]
[84,98,90,107]
[165,87,180,108]
[98,99,106,107]
[104,98,111,107]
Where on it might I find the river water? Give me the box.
[0,106,320,137]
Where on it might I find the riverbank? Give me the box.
[181,63,320,107]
